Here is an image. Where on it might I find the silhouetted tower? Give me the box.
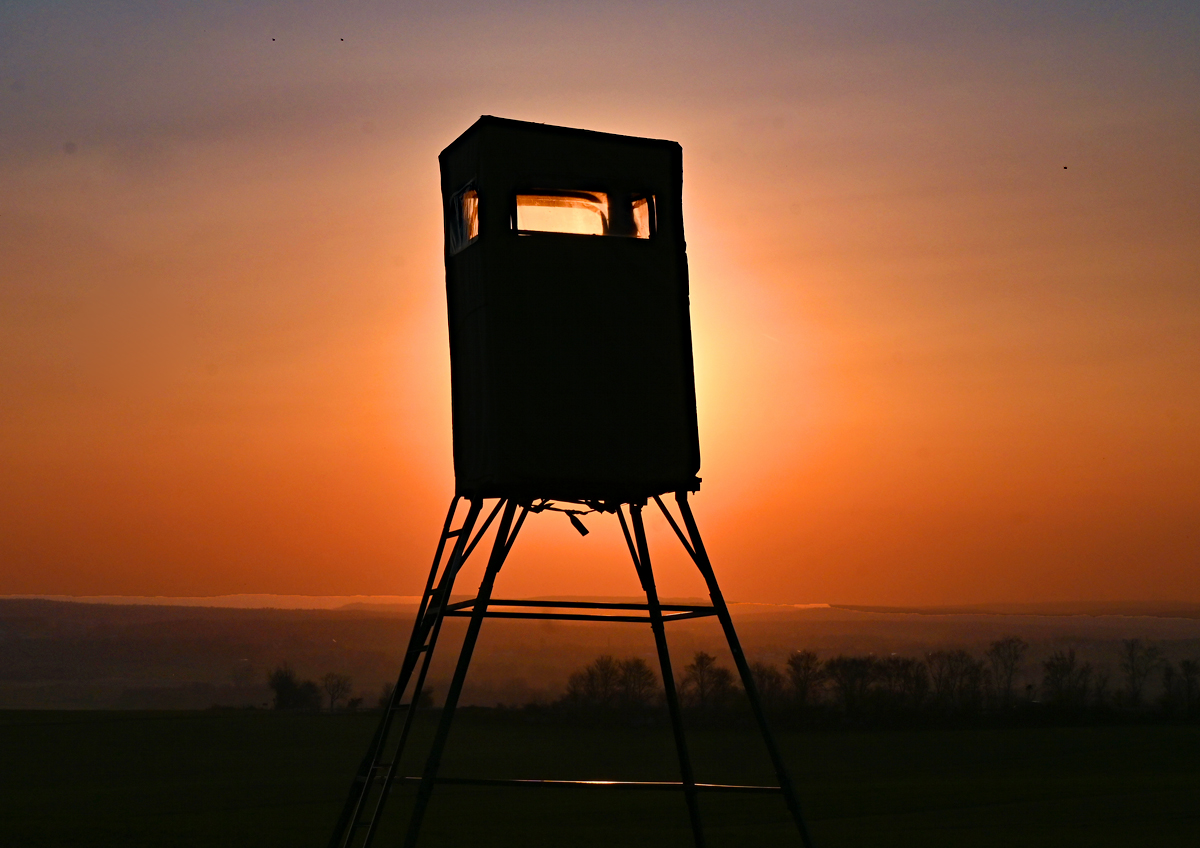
[329,117,815,848]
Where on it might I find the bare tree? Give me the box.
[681,652,737,709]
[1092,667,1112,709]
[875,656,929,711]
[268,664,299,710]
[1120,639,1163,707]
[616,658,658,709]
[565,655,621,708]
[378,682,395,710]
[268,664,321,710]
[322,672,353,711]
[824,655,878,715]
[785,650,826,709]
[1180,659,1200,716]
[1042,649,1091,710]
[985,637,1028,709]
[750,661,786,710]
[927,650,987,713]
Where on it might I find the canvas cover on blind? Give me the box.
[439,116,700,503]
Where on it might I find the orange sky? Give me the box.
[2,2,1198,604]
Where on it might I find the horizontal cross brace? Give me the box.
[440,598,717,624]
[444,598,713,612]
[444,610,716,623]
[395,776,782,794]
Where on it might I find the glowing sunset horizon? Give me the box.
[2,2,1197,607]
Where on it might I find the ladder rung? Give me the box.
[396,776,783,794]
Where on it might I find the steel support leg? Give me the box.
[667,492,817,848]
[329,496,480,848]
[622,505,706,848]
[402,500,522,848]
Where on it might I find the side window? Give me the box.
[630,195,653,239]
[446,184,479,255]
[513,191,654,238]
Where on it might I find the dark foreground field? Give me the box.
[1,710,1196,847]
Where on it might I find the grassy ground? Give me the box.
[1,709,1197,847]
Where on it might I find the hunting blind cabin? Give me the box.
[329,117,815,848]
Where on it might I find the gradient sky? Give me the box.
[2,1,1198,604]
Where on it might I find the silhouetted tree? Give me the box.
[750,662,786,710]
[824,655,878,715]
[681,652,737,709]
[268,664,321,710]
[1161,662,1183,715]
[1042,650,1091,710]
[565,655,621,708]
[322,672,353,711]
[1092,667,1112,709]
[616,658,658,709]
[985,637,1028,709]
[378,682,394,710]
[874,656,929,711]
[1180,659,1200,716]
[1120,639,1163,707]
[785,650,826,709]
[268,664,298,709]
[927,650,987,713]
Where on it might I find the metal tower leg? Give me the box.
[619,504,706,848]
[402,499,525,848]
[330,492,810,847]
[657,492,818,848]
[329,496,500,848]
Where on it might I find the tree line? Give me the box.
[554,638,1200,724]
[266,664,359,711]
[259,637,1200,722]
[263,665,432,712]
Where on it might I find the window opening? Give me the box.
[631,195,653,239]
[447,184,479,254]
[514,191,654,238]
[516,191,609,236]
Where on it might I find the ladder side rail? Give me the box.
[456,497,508,566]
[361,499,495,846]
[327,495,467,848]
[376,498,483,758]
[401,500,523,848]
[340,498,504,848]
[407,496,466,645]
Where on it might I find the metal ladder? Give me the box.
[326,496,503,848]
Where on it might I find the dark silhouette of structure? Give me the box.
[329,116,815,848]
[441,116,700,502]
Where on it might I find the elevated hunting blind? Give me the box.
[330,118,814,848]
[439,116,700,502]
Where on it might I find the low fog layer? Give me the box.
[3,599,1198,710]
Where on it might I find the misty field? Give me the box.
[2,710,1197,847]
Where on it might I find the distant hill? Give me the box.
[832,602,1200,619]
[2,597,1198,709]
